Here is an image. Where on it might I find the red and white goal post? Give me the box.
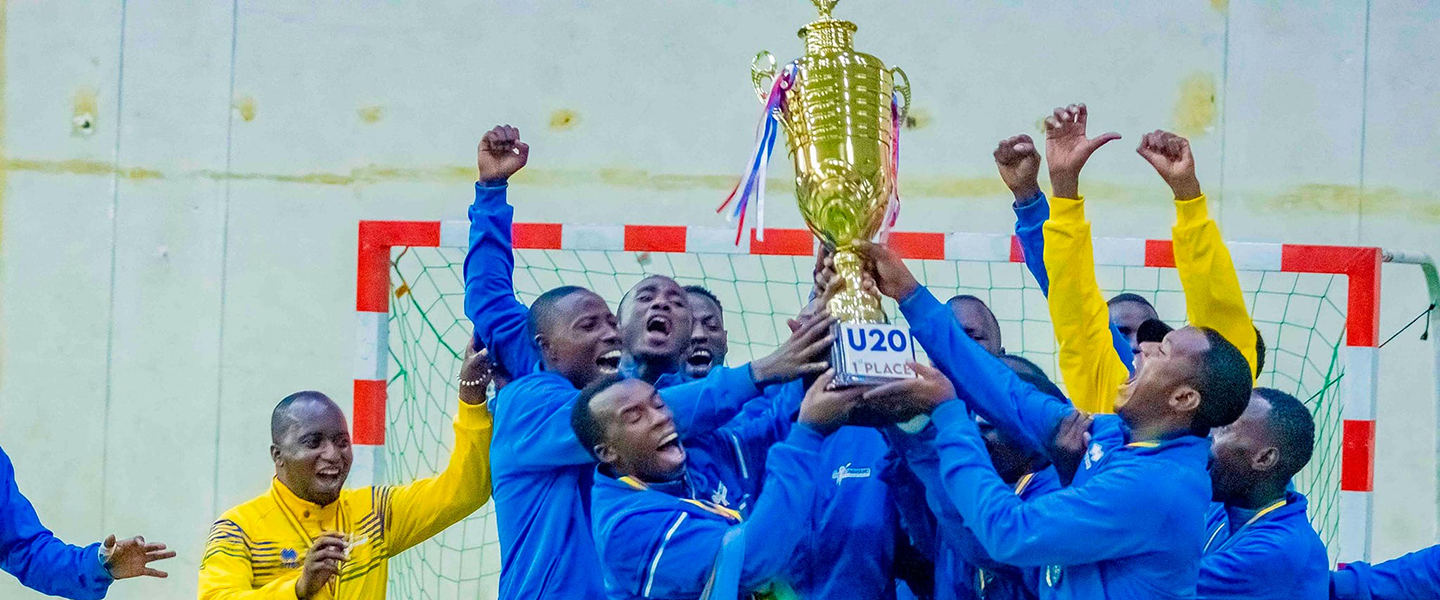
[352,219,1440,592]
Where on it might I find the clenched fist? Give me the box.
[477,125,530,184]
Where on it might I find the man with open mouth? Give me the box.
[464,125,838,599]
[578,369,862,600]
[863,240,1254,600]
[682,285,728,380]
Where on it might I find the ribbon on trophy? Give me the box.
[879,92,901,243]
[718,63,795,244]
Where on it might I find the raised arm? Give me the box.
[1000,134,1136,374]
[383,347,497,553]
[1137,130,1258,377]
[464,125,542,377]
[1040,104,1131,415]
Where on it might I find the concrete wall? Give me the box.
[1,1,1438,598]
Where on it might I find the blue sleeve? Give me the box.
[616,427,825,598]
[714,382,802,484]
[1332,545,1440,600]
[898,285,1072,456]
[0,447,113,600]
[666,366,763,439]
[1013,192,1135,374]
[1013,191,1052,293]
[464,182,543,377]
[931,403,1170,567]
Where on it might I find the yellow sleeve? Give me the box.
[1042,196,1131,415]
[197,520,300,600]
[381,400,494,554]
[1172,195,1259,379]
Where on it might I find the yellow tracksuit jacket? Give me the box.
[197,401,493,600]
[1042,195,1258,415]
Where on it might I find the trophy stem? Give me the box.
[827,249,887,323]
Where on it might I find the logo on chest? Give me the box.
[832,463,872,485]
[280,548,300,569]
[710,481,730,507]
[1082,443,1104,470]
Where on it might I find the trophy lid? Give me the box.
[798,0,857,54]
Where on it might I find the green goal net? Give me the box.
[379,240,1349,599]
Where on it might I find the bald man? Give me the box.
[198,347,495,600]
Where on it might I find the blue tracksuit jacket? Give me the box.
[695,382,901,599]
[1197,492,1327,600]
[1013,191,1135,373]
[489,366,761,599]
[0,445,113,600]
[1331,544,1440,600]
[591,426,827,599]
[901,284,1213,599]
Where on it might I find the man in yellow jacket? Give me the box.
[1038,103,1259,415]
[198,345,495,600]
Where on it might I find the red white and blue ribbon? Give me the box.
[718,63,795,244]
[719,68,904,245]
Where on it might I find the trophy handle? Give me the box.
[890,65,912,122]
[751,51,778,102]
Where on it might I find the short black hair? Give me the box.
[1190,328,1255,431]
[1254,326,1267,376]
[570,373,628,459]
[683,285,723,313]
[617,274,683,318]
[1253,387,1315,480]
[947,294,1000,326]
[527,285,592,340]
[271,391,333,443]
[1107,292,1156,310]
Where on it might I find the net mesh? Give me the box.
[381,243,1351,599]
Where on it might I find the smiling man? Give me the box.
[861,240,1253,600]
[579,370,859,599]
[465,126,709,388]
[198,346,496,600]
[682,286,728,380]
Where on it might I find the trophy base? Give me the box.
[830,321,918,386]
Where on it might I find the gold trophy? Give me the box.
[749,0,914,384]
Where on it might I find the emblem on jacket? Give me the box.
[281,548,299,569]
[1083,443,1104,470]
[710,481,730,507]
[832,463,872,485]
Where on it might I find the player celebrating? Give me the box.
[198,344,496,600]
[861,241,1252,599]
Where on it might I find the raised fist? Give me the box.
[993,134,1041,201]
[477,125,530,183]
[1136,130,1202,201]
[1044,103,1120,199]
